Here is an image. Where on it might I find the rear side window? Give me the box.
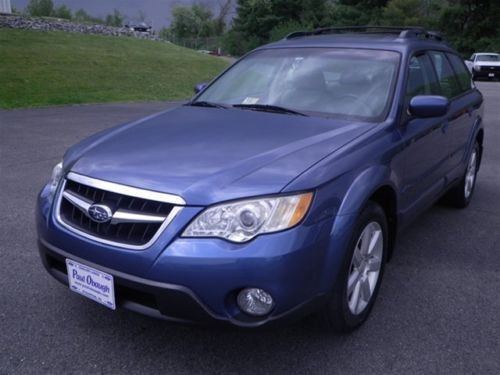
[405,54,440,103]
[447,53,472,92]
[429,51,462,98]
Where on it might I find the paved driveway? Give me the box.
[1,85,499,374]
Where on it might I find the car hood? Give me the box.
[474,61,500,67]
[65,106,372,205]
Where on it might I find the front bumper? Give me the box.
[37,184,347,327]
[38,239,329,327]
[473,69,500,78]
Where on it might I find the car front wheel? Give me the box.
[322,202,388,333]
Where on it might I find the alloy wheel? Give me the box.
[464,149,478,199]
[347,221,383,315]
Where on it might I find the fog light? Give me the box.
[237,288,274,316]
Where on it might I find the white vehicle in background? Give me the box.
[465,53,500,80]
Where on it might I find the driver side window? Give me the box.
[405,54,440,105]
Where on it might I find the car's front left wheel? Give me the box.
[322,202,388,333]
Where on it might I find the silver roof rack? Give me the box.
[286,26,444,42]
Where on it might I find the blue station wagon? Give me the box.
[37,26,484,332]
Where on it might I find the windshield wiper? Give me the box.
[233,104,308,116]
[187,101,228,109]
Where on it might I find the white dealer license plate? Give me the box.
[488,73,495,77]
[66,259,116,310]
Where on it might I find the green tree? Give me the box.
[382,0,442,28]
[338,0,389,8]
[269,20,312,42]
[168,4,216,39]
[230,0,328,51]
[214,0,233,35]
[322,0,387,26]
[223,0,500,57]
[105,9,124,27]
[52,5,72,20]
[26,0,54,17]
[73,8,105,25]
[438,0,500,55]
[159,27,171,40]
[223,29,260,56]
[324,3,378,27]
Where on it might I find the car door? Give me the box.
[429,51,476,179]
[397,53,451,219]
[445,52,481,175]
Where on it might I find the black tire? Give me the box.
[321,202,388,333]
[443,142,480,208]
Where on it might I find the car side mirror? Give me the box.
[194,82,208,94]
[409,95,449,118]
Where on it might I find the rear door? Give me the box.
[429,51,477,179]
[446,53,479,171]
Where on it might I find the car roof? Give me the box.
[474,52,499,55]
[259,27,455,55]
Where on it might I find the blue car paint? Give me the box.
[65,106,373,205]
[37,34,484,326]
[409,95,449,118]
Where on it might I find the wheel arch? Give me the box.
[476,128,484,170]
[336,166,400,261]
[368,186,398,261]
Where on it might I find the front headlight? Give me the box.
[49,162,63,194]
[182,192,313,243]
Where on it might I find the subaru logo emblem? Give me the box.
[88,204,113,223]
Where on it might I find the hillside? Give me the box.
[10,0,231,31]
[0,29,229,108]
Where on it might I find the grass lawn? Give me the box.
[0,29,229,109]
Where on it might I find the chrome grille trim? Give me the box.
[62,190,168,224]
[66,172,186,206]
[54,174,184,250]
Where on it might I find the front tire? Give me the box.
[321,202,388,333]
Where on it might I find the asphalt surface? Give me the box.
[1,85,499,375]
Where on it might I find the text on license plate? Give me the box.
[66,259,116,310]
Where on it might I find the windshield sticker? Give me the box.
[242,97,260,104]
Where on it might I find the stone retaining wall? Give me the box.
[0,14,165,42]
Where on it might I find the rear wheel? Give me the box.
[322,202,388,333]
[443,142,480,208]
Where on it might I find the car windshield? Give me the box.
[195,48,400,121]
[477,55,500,62]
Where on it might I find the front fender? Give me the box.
[314,165,399,291]
[465,113,484,168]
[337,165,399,217]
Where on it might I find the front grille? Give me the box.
[57,176,179,248]
[481,65,500,72]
